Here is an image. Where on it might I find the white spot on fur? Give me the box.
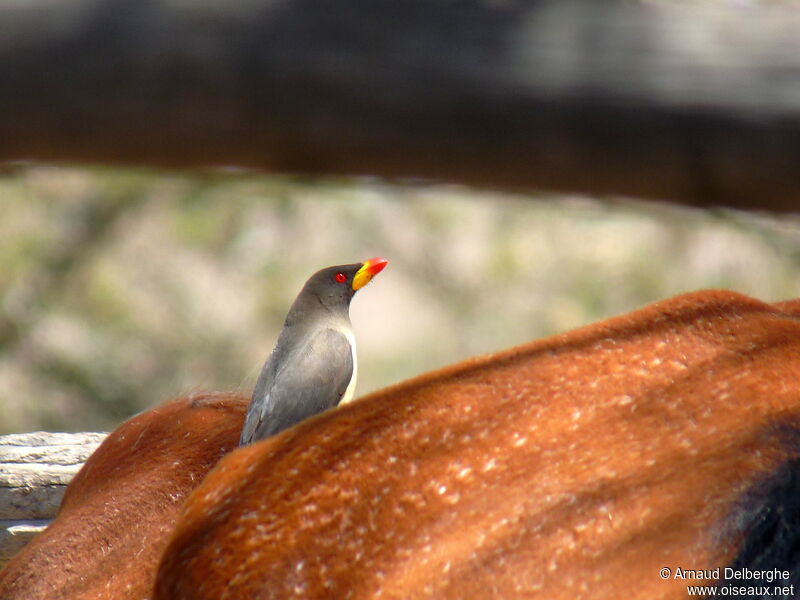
[617,395,633,406]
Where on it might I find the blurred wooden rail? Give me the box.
[2,0,800,211]
[0,394,247,599]
[0,433,105,568]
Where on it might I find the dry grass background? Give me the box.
[1,165,799,433]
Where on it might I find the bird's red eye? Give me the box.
[335,272,346,283]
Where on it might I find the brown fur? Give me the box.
[0,391,248,600]
[154,291,800,599]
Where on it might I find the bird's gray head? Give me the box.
[289,258,388,319]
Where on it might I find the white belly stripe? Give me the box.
[340,328,357,405]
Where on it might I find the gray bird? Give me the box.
[240,258,388,445]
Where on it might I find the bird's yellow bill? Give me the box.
[352,257,388,291]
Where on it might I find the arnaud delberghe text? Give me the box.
[673,568,790,583]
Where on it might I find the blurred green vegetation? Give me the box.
[0,166,799,433]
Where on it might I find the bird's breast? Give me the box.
[339,327,357,405]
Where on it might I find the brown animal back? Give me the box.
[0,391,248,600]
[155,290,800,599]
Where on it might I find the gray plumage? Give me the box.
[240,326,353,444]
[240,261,384,445]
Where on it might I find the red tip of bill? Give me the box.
[363,257,389,275]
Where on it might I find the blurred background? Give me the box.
[1,165,799,433]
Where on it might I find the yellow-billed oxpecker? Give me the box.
[240,258,388,445]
